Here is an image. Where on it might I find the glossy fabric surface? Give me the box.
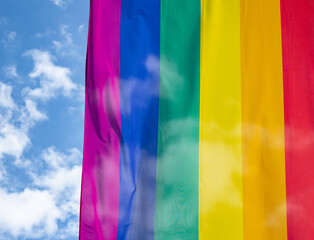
[281,1,314,239]
[154,1,200,239]
[241,0,287,239]
[200,0,243,238]
[80,0,121,239]
[80,0,314,239]
[118,0,160,239]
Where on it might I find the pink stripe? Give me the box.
[80,0,121,239]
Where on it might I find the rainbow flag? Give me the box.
[79,0,313,239]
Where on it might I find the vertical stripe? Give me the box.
[154,1,200,239]
[118,0,160,239]
[79,0,121,239]
[280,0,314,239]
[240,0,287,239]
[199,0,243,239]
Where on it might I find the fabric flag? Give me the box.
[79,0,313,239]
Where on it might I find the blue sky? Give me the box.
[0,0,89,239]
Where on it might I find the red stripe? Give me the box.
[79,0,121,239]
[281,0,314,239]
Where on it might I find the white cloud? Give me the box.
[25,99,47,122]
[35,29,55,38]
[78,24,85,33]
[0,147,82,239]
[0,108,45,162]
[53,25,79,58]
[0,83,30,159]
[0,162,7,181]
[7,31,16,41]
[42,146,81,169]
[35,147,82,237]
[0,83,31,160]
[2,31,16,45]
[0,83,15,109]
[37,164,81,198]
[58,220,79,239]
[36,147,82,217]
[0,50,80,161]
[3,65,18,79]
[0,188,61,238]
[0,123,30,160]
[0,107,81,238]
[35,164,82,217]
[50,0,71,8]
[24,49,77,100]
[0,82,46,161]
[2,31,17,46]
[19,99,48,130]
[0,40,83,237]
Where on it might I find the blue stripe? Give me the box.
[118,0,160,239]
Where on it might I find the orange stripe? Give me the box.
[240,0,287,239]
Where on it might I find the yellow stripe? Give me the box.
[199,1,243,239]
[240,0,287,239]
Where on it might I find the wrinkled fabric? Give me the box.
[80,0,314,239]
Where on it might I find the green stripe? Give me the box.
[154,1,200,239]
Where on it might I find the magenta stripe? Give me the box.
[79,0,121,239]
